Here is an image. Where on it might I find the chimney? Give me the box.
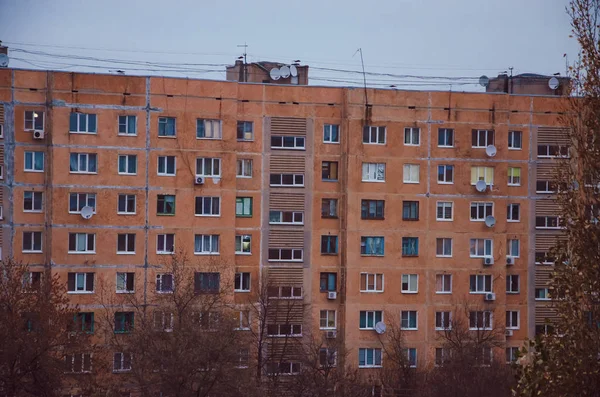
[0,41,8,55]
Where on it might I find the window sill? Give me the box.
[436,255,452,258]
[69,211,97,215]
[438,145,454,148]
[401,328,418,331]
[117,252,136,255]
[236,176,252,179]
[118,133,137,137]
[508,147,522,151]
[469,292,491,295]
[156,291,174,294]
[157,213,176,216]
[506,291,520,294]
[68,251,96,254]
[69,131,97,135]
[116,291,134,294]
[401,291,418,294]
[117,212,136,215]
[403,181,420,184]
[24,169,45,173]
[436,218,453,222]
[435,291,452,295]
[361,179,386,183]
[362,142,386,145]
[319,327,336,330]
[235,252,252,255]
[156,252,175,255]
[22,251,43,254]
[67,291,94,294]
[360,254,385,257]
[194,252,220,256]
[435,327,452,331]
[404,143,420,147]
[507,220,520,223]
[234,290,251,293]
[323,141,340,144]
[506,327,520,330]
[23,210,43,213]
[197,137,223,140]
[158,174,176,177]
[70,172,98,175]
[535,298,551,301]
[359,366,382,369]
[118,172,137,176]
[196,214,221,217]
[322,179,339,183]
[508,184,521,187]
[158,135,177,139]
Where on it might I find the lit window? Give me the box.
[508,167,521,186]
[24,110,44,131]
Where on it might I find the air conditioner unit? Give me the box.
[327,291,337,300]
[195,176,205,185]
[484,293,496,301]
[506,256,515,265]
[32,130,44,140]
[483,257,494,266]
[505,329,514,337]
[326,330,337,339]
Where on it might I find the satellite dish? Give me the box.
[0,53,8,68]
[80,206,94,220]
[290,65,298,77]
[269,68,281,81]
[280,65,291,79]
[479,75,490,87]
[475,180,487,192]
[548,77,560,90]
[485,145,497,157]
[374,321,386,335]
[484,215,496,228]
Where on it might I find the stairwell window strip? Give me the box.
[69,112,97,134]
[269,210,304,224]
[271,135,305,149]
[24,151,44,172]
[118,115,137,135]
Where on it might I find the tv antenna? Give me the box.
[354,48,369,111]
[237,42,248,82]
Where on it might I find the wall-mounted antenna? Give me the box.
[237,42,248,82]
[354,48,369,119]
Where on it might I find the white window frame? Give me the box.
[323,124,340,144]
[403,164,420,183]
[435,311,452,330]
[363,125,386,144]
[506,311,520,330]
[194,234,220,255]
[508,130,522,150]
[507,239,520,258]
[235,311,250,330]
[118,154,137,175]
[470,202,494,221]
[24,110,45,131]
[319,310,336,329]
[470,274,492,294]
[469,311,493,330]
[117,233,136,255]
[118,115,137,136]
[70,113,97,134]
[116,272,135,293]
[157,156,176,176]
[68,233,96,254]
[69,193,96,214]
[22,231,42,253]
[469,238,493,258]
[506,274,520,294]
[158,117,176,137]
[68,272,95,294]
[269,173,304,187]
[268,248,303,262]
[404,127,420,146]
[113,352,132,373]
[24,151,44,172]
[156,273,174,293]
[401,274,418,293]
[271,135,305,150]
[70,153,97,174]
[436,238,452,257]
[65,353,92,373]
[359,310,383,330]
[23,191,43,212]
[358,348,382,368]
[536,180,555,194]
[235,234,252,255]
[117,194,136,215]
[195,196,220,217]
[507,203,520,222]
[536,216,562,229]
[437,164,454,184]
[269,210,304,225]
[471,166,494,185]
[236,158,253,178]
[508,167,521,186]
[538,144,569,158]
[196,157,221,177]
[234,272,251,292]
[360,273,384,293]
[362,163,386,182]
[506,347,520,364]
[436,201,453,221]
[435,274,452,294]
[472,129,495,148]
[156,234,175,254]
[535,288,550,301]
[401,310,418,330]
[438,128,454,147]
[196,119,222,139]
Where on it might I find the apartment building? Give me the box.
[0,67,565,375]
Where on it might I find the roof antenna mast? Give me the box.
[354,48,370,120]
[237,42,248,82]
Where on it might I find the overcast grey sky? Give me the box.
[0,0,580,90]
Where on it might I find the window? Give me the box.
[437,165,454,183]
[477,347,493,367]
[362,163,385,182]
[319,348,337,368]
[404,127,420,145]
[506,275,520,293]
[157,234,175,254]
[156,273,174,293]
[538,145,569,158]
[436,238,452,257]
[358,348,382,368]
[235,235,252,254]
[118,194,136,214]
[438,128,454,147]
[323,124,340,143]
[360,273,384,292]
[435,348,451,366]
[508,131,522,149]
[403,348,417,368]
[266,362,301,375]
[69,153,97,174]
[194,234,219,254]
[535,324,555,336]
[113,352,132,372]
[469,311,493,330]
[268,248,303,261]
[401,311,418,330]
[22,231,42,253]
[435,274,452,293]
[469,274,492,293]
[158,117,176,137]
[401,274,418,293]
[268,285,303,299]
[402,201,419,220]
[271,135,305,149]
[321,235,338,255]
[506,311,519,329]
[362,125,386,144]
[114,312,134,333]
[270,173,304,187]
[507,239,520,258]
[436,201,453,221]
[267,323,302,337]
[360,236,384,256]
[322,161,339,181]
[470,202,493,221]
[67,273,94,293]
[269,210,303,224]
[320,310,336,329]
[157,156,176,176]
[117,234,136,254]
[359,311,383,330]
[69,112,97,134]
[535,288,550,300]
[69,193,96,214]
[196,119,221,139]
[470,166,494,185]
[235,311,250,330]
[361,200,385,220]
[536,216,561,229]
[401,237,419,257]
[435,311,452,330]
[472,129,495,147]
[116,272,135,293]
[320,273,337,292]
[508,167,521,186]
[68,233,95,253]
[157,195,175,215]
[507,203,520,222]
[536,180,556,194]
[236,159,252,178]
[118,115,136,135]
[196,157,221,177]
[194,196,220,216]
[469,238,493,258]
[24,151,44,172]
[403,164,420,183]
[73,312,94,333]
[23,271,42,290]
[236,197,252,217]
[234,272,251,292]
[506,347,520,364]
[64,353,92,373]
[23,191,43,212]
[237,121,254,141]
[321,198,338,218]
[24,110,44,131]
